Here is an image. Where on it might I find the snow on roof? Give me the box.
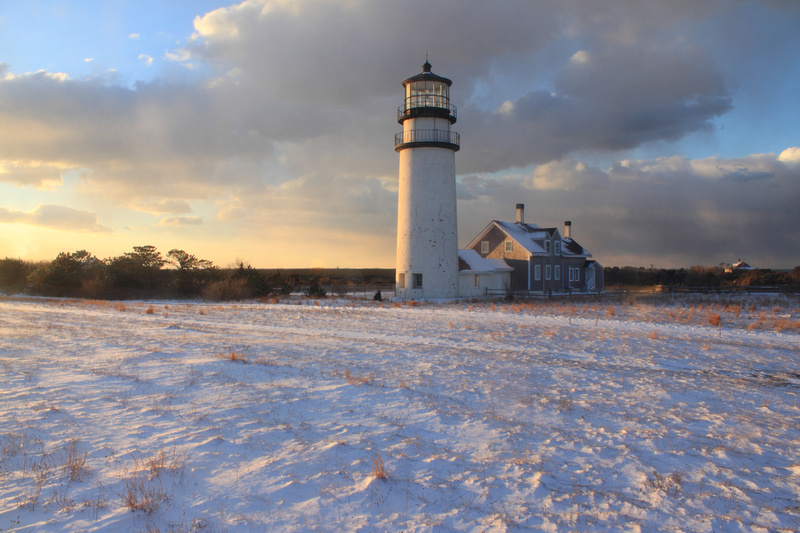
[457,249,513,273]
[493,221,549,254]
[493,220,591,257]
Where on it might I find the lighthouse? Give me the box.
[394,60,460,299]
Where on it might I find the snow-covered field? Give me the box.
[1,294,799,532]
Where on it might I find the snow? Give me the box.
[457,249,512,273]
[1,294,799,531]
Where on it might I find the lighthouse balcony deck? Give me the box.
[394,129,460,151]
[397,101,457,123]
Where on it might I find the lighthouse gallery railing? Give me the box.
[394,129,460,148]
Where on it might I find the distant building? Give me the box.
[726,259,754,273]
[464,204,603,293]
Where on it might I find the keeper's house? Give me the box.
[465,204,603,294]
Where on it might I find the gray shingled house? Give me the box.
[464,204,603,293]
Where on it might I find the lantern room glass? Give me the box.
[405,80,450,110]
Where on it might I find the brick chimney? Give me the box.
[516,204,525,224]
[564,220,572,239]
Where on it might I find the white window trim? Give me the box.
[554,265,560,280]
[554,241,560,255]
[545,265,551,280]
[480,241,489,254]
[544,240,551,255]
[534,264,541,281]
[505,240,513,253]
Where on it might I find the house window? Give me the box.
[505,240,513,253]
[554,265,560,280]
[534,264,541,281]
[545,265,551,280]
[413,273,423,289]
[575,269,580,282]
[398,273,405,289]
[480,241,489,254]
[544,240,551,255]
[569,268,574,282]
[474,275,480,287]
[554,241,560,255]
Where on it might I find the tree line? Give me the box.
[0,246,308,300]
[604,265,800,289]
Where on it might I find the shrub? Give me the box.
[106,245,165,291]
[27,250,104,297]
[167,249,220,297]
[0,258,33,293]
[305,280,327,299]
[232,260,272,297]
[203,278,252,301]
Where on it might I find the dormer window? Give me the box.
[554,241,560,255]
[544,240,551,255]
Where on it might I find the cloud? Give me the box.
[129,33,140,39]
[528,159,609,190]
[0,159,74,189]
[138,54,153,66]
[158,216,203,226]
[131,199,193,215]
[0,204,111,233]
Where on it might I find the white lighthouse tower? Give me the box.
[394,60,460,299]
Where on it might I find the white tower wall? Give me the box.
[396,146,459,299]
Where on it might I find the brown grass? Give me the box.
[133,446,188,479]
[371,453,388,480]
[345,367,374,386]
[121,477,168,514]
[708,314,721,327]
[63,440,90,482]
[217,349,248,364]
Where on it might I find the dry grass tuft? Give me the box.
[145,305,155,315]
[217,349,248,364]
[134,445,188,479]
[63,439,90,482]
[345,367,374,386]
[121,476,168,514]
[371,453,388,480]
[644,470,683,496]
[708,314,721,327]
[648,330,659,340]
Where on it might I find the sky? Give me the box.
[1,0,799,270]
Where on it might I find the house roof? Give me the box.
[457,249,513,273]
[468,220,592,258]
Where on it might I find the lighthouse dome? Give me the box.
[397,61,457,124]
